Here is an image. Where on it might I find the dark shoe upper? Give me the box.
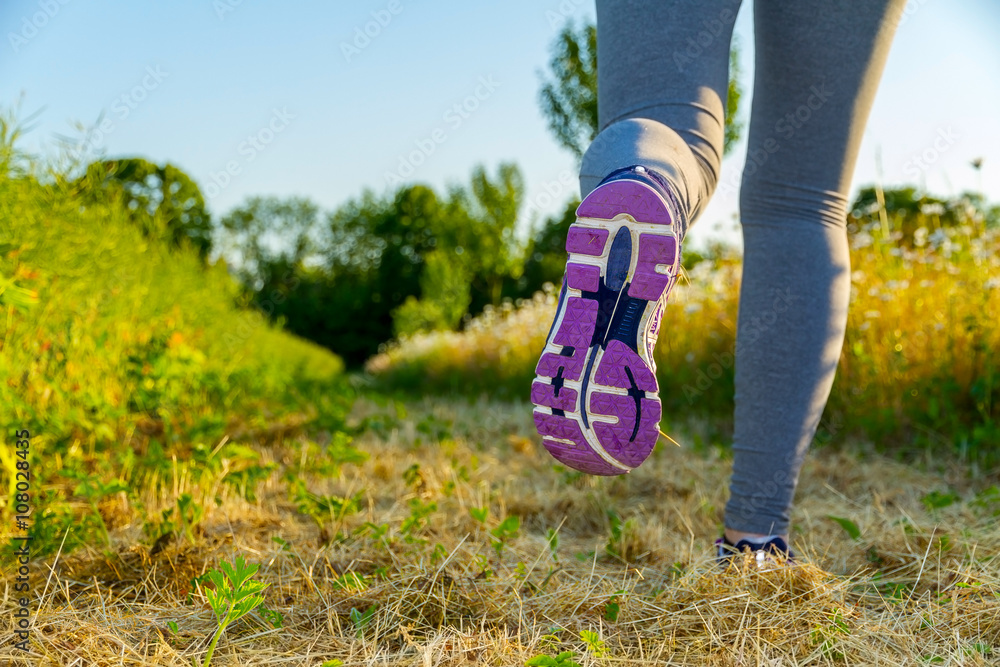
[715,535,795,567]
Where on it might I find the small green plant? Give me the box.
[964,643,992,657]
[474,554,493,579]
[415,413,453,443]
[431,542,449,563]
[400,498,437,543]
[295,432,368,477]
[257,607,283,628]
[71,476,128,549]
[331,572,367,592]
[198,556,271,667]
[546,527,559,561]
[604,509,639,560]
[971,485,1000,515]
[954,581,983,593]
[826,515,862,541]
[349,603,377,637]
[604,598,620,622]
[176,493,206,545]
[145,492,208,548]
[354,521,390,543]
[451,458,470,482]
[604,590,625,622]
[580,630,607,658]
[525,651,581,667]
[223,459,278,502]
[871,576,912,604]
[922,490,960,511]
[402,463,424,489]
[490,515,519,557]
[356,400,406,440]
[809,608,851,660]
[289,477,362,544]
[469,506,489,524]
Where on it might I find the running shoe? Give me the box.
[531,165,683,475]
[715,535,796,569]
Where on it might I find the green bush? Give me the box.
[0,115,348,558]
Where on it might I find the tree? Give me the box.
[448,163,526,310]
[319,185,448,361]
[538,21,597,160]
[217,196,322,291]
[215,166,529,362]
[848,186,1000,244]
[386,163,527,335]
[519,200,577,294]
[539,19,744,159]
[81,158,213,260]
[724,42,743,153]
[392,250,472,337]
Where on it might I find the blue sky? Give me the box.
[2,0,998,250]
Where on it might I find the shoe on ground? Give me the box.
[715,535,796,569]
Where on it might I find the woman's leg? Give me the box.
[535,0,743,476]
[581,0,743,233]
[725,0,907,540]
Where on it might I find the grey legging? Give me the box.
[580,0,906,536]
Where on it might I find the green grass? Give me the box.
[0,116,348,559]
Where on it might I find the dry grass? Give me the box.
[3,397,999,666]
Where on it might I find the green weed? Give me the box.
[197,556,272,667]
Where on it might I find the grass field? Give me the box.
[4,397,998,665]
[2,121,999,665]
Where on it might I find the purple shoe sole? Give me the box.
[532,170,680,475]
